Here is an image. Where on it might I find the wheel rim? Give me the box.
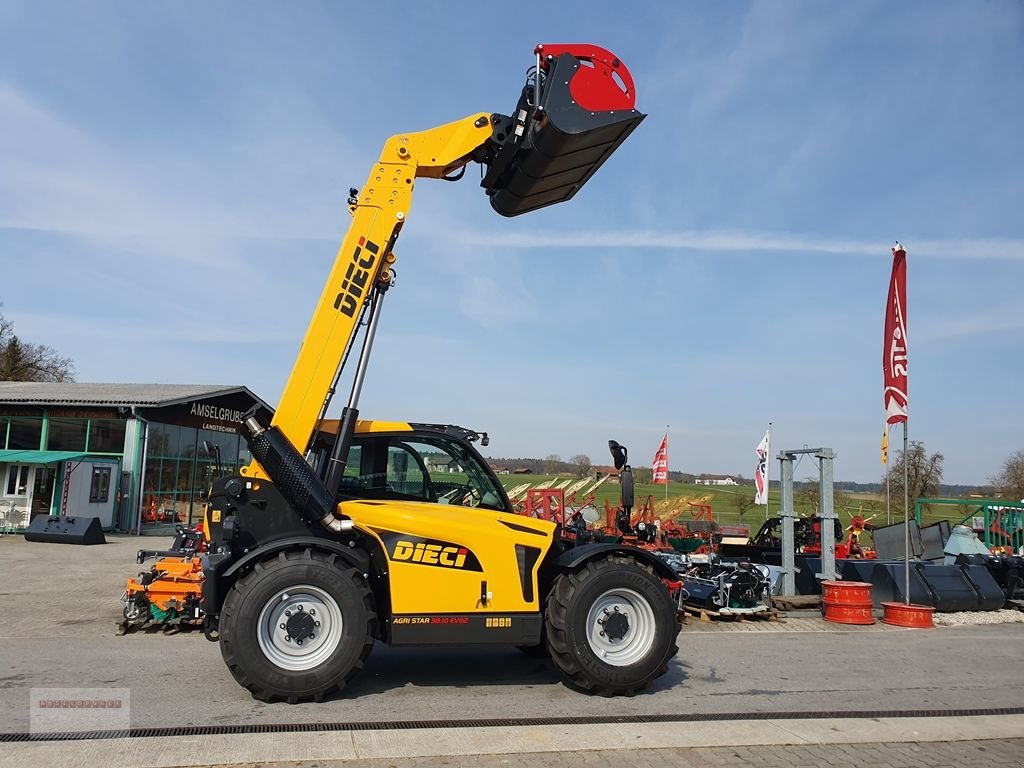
[256,585,343,671]
[585,587,657,667]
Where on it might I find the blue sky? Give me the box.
[1,2,1021,484]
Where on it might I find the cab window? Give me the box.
[337,434,508,512]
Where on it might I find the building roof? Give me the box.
[0,382,270,410]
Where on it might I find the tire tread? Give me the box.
[220,548,376,703]
[545,554,680,696]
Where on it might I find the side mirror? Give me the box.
[608,440,627,470]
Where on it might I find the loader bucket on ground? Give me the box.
[484,44,646,217]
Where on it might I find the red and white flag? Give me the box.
[883,243,908,425]
[754,428,770,505]
[651,435,668,485]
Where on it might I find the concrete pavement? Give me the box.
[2,535,1023,767]
[4,717,1023,767]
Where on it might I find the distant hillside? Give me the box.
[486,457,990,497]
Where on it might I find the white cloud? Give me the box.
[917,309,1024,343]
[451,228,1024,261]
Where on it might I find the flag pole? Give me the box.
[766,422,772,521]
[884,450,892,528]
[903,421,910,605]
[885,427,892,525]
[665,424,670,502]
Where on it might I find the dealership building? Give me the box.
[0,382,269,534]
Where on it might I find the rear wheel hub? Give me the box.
[604,612,629,641]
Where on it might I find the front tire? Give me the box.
[219,549,376,703]
[545,555,680,695]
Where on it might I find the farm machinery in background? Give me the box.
[119,523,206,633]
[514,439,771,616]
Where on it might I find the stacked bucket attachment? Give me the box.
[482,44,645,217]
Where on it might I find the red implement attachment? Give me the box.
[534,44,637,112]
[524,487,565,523]
[483,43,645,217]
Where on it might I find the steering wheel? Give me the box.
[461,485,483,507]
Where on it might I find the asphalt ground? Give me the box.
[2,534,1023,767]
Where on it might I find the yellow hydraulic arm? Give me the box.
[236,44,645,534]
[241,113,494,481]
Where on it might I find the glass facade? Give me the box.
[141,423,246,528]
[1,390,261,532]
[6,418,42,450]
[47,418,88,451]
[0,416,125,454]
[89,419,126,453]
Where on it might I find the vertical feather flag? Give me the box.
[884,243,908,425]
[754,428,770,505]
[651,435,669,485]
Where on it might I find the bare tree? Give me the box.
[570,454,592,478]
[732,492,756,523]
[0,308,75,382]
[542,454,562,474]
[883,440,943,504]
[794,477,851,518]
[990,450,1024,501]
[795,477,820,514]
[632,466,653,484]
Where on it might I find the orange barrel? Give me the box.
[881,601,935,628]
[821,580,876,625]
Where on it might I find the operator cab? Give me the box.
[313,422,512,514]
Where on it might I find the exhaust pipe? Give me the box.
[242,411,353,534]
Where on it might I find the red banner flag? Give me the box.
[651,435,668,485]
[883,242,908,425]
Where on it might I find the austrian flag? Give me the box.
[651,435,669,485]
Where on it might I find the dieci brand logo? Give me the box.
[379,532,483,572]
[334,237,380,317]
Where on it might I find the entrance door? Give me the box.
[31,467,56,520]
[2,464,33,529]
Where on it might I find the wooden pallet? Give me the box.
[679,604,779,623]
[772,595,822,611]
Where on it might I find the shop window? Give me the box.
[5,465,30,496]
[147,423,181,458]
[141,425,198,527]
[47,418,88,452]
[88,419,127,453]
[89,466,111,503]
[7,418,42,450]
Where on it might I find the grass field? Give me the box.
[493,474,971,532]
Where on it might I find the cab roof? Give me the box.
[317,420,487,444]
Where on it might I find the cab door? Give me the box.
[340,433,556,644]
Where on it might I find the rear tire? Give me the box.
[545,555,679,695]
[219,549,376,703]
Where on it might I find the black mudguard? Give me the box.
[554,542,677,582]
[202,536,373,625]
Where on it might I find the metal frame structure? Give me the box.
[777,447,836,597]
[915,497,1024,552]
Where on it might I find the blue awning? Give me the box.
[0,450,89,464]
